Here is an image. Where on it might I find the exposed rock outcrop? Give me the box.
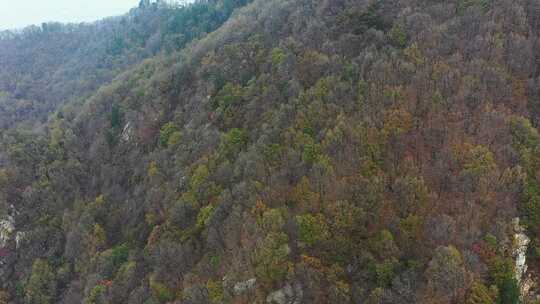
[513,218,530,285]
[233,278,257,296]
[266,282,303,304]
[512,217,540,302]
[0,216,14,248]
[122,122,134,142]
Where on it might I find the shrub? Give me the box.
[488,257,519,304]
[148,161,159,178]
[462,145,496,178]
[260,208,286,232]
[220,128,248,159]
[206,279,223,304]
[214,83,244,110]
[404,43,425,66]
[389,24,407,48]
[167,131,182,147]
[271,48,286,67]
[196,205,215,229]
[149,279,175,303]
[254,232,291,284]
[209,255,221,270]
[499,276,519,304]
[89,223,107,255]
[159,122,181,147]
[296,214,329,247]
[86,285,106,304]
[425,246,469,303]
[466,282,498,304]
[109,244,129,268]
[97,244,129,278]
[457,0,490,14]
[375,258,398,287]
[24,259,56,304]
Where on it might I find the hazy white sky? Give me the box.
[0,0,141,30]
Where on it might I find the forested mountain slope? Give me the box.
[0,0,250,131]
[2,0,540,303]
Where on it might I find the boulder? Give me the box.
[266,282,303,304]
[233,278,256,296]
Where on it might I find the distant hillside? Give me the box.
[2,0,540,303]
[0,0,250,131]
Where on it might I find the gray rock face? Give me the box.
[266,282,303,304]
[233,278,257,296]
[0,216,14,248]
[513,218,530,285]
[121,122,134,142]
[15,231,26,249]
[0,215,15,287]
[513,217,540,302]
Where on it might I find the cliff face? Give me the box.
[513,218,533,300]
[0,217,14,249]
[2,0,540,303]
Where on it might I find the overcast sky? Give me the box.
[0,0,141,30]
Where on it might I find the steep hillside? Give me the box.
[0,0,250,131]
[2,0,540,303]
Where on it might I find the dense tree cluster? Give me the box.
[1,0,540,303]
